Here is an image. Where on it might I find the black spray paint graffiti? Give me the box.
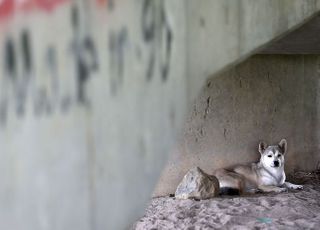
[0,38,16,124]
[0,6,73,124]
[0,31,60,122]
[0,5,99,126]
[3,30,33,118]
[108,27,128,95]
[159,6,172,82]
[17,30,32,116]
[141,0,173,82]
[21,30,32,74]
[71,5,98,104]
[5,38,16,78]
[141,0,156,81]
[0,2,173,126]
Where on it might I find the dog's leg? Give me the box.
[258,185,287,193]
[214,169,244,195]
[245,188,261,194]
[283,182,303,190]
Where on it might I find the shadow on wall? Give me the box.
[154,54,320,197]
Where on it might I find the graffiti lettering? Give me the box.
[141,0,173,82]
[4,38,16,78]
[71,6,98,104]
[108,27,128,95]
[0,0,70,22]
[141,0,156,81]
[96,0,114,10]
[159,6,172,82]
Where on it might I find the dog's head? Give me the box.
[258,139,287,169]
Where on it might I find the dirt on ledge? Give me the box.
[133,171,320,230]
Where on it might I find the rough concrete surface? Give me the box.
[155,55,320,197]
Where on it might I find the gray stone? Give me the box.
[175,167,219,200]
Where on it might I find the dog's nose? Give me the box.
[274,161,279,167]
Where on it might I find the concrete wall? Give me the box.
[0,1,187,229]
[1,0,320,229]
[155,55,320,197]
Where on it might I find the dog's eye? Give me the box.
[278,154,282,157]
[267,155,272,158]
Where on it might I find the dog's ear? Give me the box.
[259,141,267,154]
[278,139,287,155]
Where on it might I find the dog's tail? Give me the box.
[219,187,241,195]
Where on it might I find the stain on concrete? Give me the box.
[141,0,156,81]
[141,0,172,82]
[4,38,17,78]
[199,17,205,27]
[60,96,72,113]
[109,27,128,95]
[160,5,172,82]
[204,96,210,119]
[21,30,33,73]
[0,101,7,125]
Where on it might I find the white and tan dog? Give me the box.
[214,139,303,195]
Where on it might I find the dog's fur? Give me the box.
[214,139,303,195]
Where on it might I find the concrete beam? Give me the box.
[186,0,320,103]
[259,14,320,54]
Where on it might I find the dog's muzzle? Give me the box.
[274,161,280,167]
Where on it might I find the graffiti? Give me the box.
[71,4,79,29]
[18,30,32,116]
[4,38,16,78]
[71,5,98,104]
[3,32,33,117]
[76,37,98,104]
[46,46,59,100]
[141,0,173,82]
[96,0,114,10]
[1,38,14,123]
[141,0,156,81]
[45,46,61,113]
[21,30,33,74]
[33,0,70,12]
[0,0,176,126]
[0,0,13,21]
[0,3,99,125]
[0,30,65,122]
[0,0,70,21]
[159,6,172,82]
[108,27,128,95]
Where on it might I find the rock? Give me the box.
[175,166,220,200]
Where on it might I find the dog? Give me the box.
[214,139,303,195]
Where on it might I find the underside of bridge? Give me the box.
[155,14,320,197]
[1,1,320,230]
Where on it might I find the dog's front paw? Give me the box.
[274,187,287,193]
[290,184,303,190]
[285,182,304,190]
